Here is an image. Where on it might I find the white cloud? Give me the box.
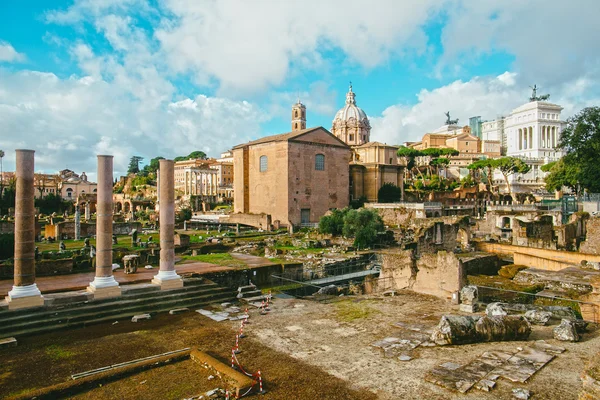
[440,1,600,86]
[370,72,600,146]
[155,0,442,95]
[0,70,266,178]
[0,41,26,63]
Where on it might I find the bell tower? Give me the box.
[291,100,306,131]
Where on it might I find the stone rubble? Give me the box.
[524,309,552,325]
[553,319,580,342]
[426,341,560,394]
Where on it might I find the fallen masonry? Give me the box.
[431,315,531,346]
[425,341,565,394]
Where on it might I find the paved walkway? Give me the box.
[0,253,278,297]
[0,262,232,297]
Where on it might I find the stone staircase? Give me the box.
[0,278,237,339]
[236,283,268,304]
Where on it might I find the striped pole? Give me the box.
[234,334,241,354]
[258,370,266,395]
[231,348,236,369]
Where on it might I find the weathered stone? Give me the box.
[459,303,479,313]
[316,284,339,295]
[0,337,17,348]
[512,388,531,399]
[431,315,531,345]
[169,308,189,315]
[475,316,531,343]
[524,309,552,325]
[460,285,478,305]
[486,302,577,320]
[553,319,580,342]
[486,302,508,317]
[398,355,412,361]
[131,313,151,322]
[431,315,479,345]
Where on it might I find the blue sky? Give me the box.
[0,0,599,177]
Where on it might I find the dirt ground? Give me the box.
[0,292,597,399]
[248,293,599,400]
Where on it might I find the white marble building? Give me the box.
[505,101,565,160]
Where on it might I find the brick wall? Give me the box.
[581,217,600,255]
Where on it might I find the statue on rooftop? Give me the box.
[445,111,459,125]
[529,84,550,102]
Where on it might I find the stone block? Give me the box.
[131,314,151,322]
[459,303,479,313]
[152,277,183,290]
[87,285,121,300]
[169,308,189,315]
[553,319,579,342]
[5,294,44,310]
[0,337,17,348]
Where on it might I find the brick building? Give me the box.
[232,126,351,227]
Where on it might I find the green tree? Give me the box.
[467,159,495,191]
[174,150,208,162]
[557,107,600,192]
[342,208,384,249]
[318,208,348,235]
[143,156,164,175]
[377,183,401,203]
[127,156,144,174]
[542,158,580,193]
[176,207,192,223]
[492,157,531,197]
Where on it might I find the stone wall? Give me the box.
[46,221,142,239]
[378,249,466,300]
[225,213,272,230]
[476,242,600,269]
[512,216,556,249]
[580,216,600,255]
[0,258,73,278]
[368,206,419,227]
[0,221,14,234]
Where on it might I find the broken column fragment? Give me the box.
[431,315,531,345]
[459,285,479,313]
[553,319,580,342]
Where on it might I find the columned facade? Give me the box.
[6,150,44,309]
[182,167,219,202]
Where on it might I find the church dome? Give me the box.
[333,85,369,122]
[331,84,371,146]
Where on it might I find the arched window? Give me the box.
[259,155,268,172]
[294,123,298,129]
[295,110,298,118]
[315,154,325,171]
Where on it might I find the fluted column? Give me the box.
[152,159,182,289]
[87,155,121,299]
[6,150,44,309]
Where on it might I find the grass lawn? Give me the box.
[36,230,224,253]
[179,253,247,269]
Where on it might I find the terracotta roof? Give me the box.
[232,127,348,149]
[355,141,398,148]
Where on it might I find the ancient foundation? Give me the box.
[152,159,183,290]
[6,150,44,309]
[87,155,121,299]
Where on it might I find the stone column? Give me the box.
[74,206,81,240]
[84,202,91,221]
[6,150,44,309]
[152,159,183,289]
[87,155,121,299]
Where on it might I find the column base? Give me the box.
[87,276,121,299]
[6,284,44,310]
[152,270,183,290]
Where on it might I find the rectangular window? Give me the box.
[301,209,310,224]
[315,154,325,171]
[259,155,267,172]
